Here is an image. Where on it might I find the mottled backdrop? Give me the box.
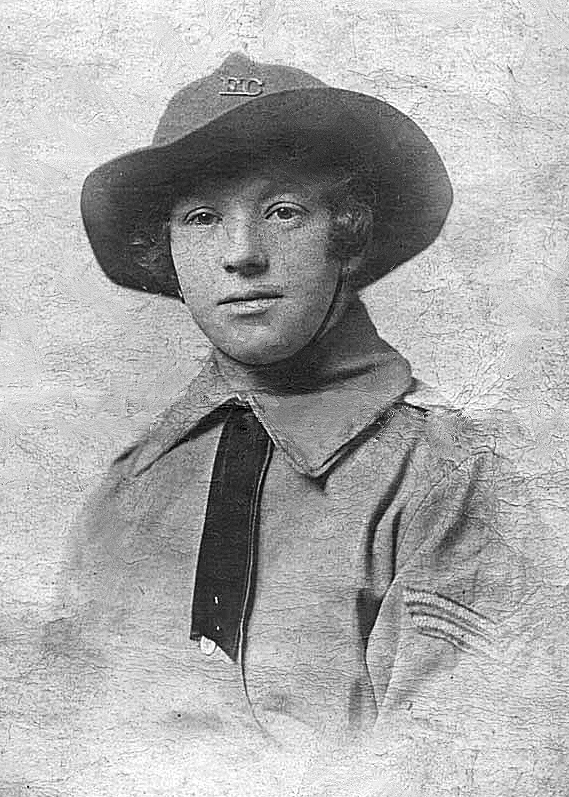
[1,0,568,793]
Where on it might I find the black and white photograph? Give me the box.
[1,2,568,795]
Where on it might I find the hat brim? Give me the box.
[81,87,452,296]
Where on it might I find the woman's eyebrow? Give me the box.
[173,192,215,209]
[259,177,318,199]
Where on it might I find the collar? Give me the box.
[130,299,413,479]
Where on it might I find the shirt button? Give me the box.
[199,636,217,656]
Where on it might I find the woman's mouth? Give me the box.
[218,288,283,316]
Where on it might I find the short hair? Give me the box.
[323,174,375,262]
[125,147,376,298]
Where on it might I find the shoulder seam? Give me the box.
[111,442,141,466]
[396,400,430,416]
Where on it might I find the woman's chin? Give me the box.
[216,338,308,367]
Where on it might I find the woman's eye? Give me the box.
[267,205,305,222]
[183,210,219,226]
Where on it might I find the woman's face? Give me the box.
[169,164,343,365]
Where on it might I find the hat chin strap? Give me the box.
[256,264,353,374]
[308,265,353,348]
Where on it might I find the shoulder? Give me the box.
[385,379,501,479]
[75,373,226,552]
[71,398,185,556]
[386,384,536,615]
[100,372,220,486]
[60,415,182,609]
[382,380,525,561]
[104,361,229,483]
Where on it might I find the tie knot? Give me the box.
[228,402,264,435]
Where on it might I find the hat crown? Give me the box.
[153,52,327,147]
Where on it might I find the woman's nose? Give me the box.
[221,216,269,276]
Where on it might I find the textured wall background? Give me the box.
[1,0,568,793]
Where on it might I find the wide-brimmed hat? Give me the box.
[81,52,452,297]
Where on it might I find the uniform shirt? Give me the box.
[50,299,530,754]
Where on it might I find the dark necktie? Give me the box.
[190,403,273,661]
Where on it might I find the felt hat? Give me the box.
[81,52,452,297]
